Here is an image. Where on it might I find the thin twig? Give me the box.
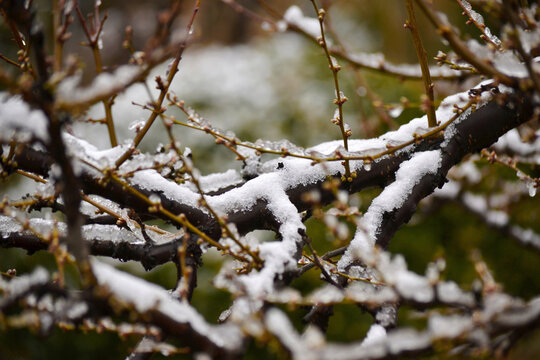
[170,99,474,164]
[353,70,397,129]
[310,0,351,179]
[405,0,437,127]
[501,0,540,94]
[75,1,118,147]
[414,0,514,86]
[456,0,503,51]
[156,91,263,265]
[222,0,468,80]
[115,0,200,168]
[0,53,20,68]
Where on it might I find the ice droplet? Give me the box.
[389,105,404,118]
[128,119,145,132]
[527,180,537,197]
[363,161,372,171]
[149,194,161,204]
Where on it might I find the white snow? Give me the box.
[437,281,475,307]
[467,40,528,77]
[198,169,243,193]
[0,267,49,298]
[432,180,461,199]
[493,129,540,164]
[307,285,345,304]
[517,27,540,54]
[56,65,141,105]
[91,259,243,350]
[0,215,145,245]
[361,324,387,346]
[338,150,442,270]
[0,93,49,142]
[428,314,473,338]
[265,308,305,354]
[459,0,502,47]
[283,6,322,40]
[462,192,509,226]
[509,226,540,250]
[348,52,463,78]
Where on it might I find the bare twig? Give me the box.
[75,1,118,147]
[115,0,200,168]
[309,0,351,179]
[405,0,437,127]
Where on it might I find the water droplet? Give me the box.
[363,161,371,171]
[356,86,366,97]
[261,21,272,32]
[149,194,161,204]
[389,105,404,118]
[527,181,537,197]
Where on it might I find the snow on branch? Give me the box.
[280,5,466,80]
[91,260,244,355]
[338,150,442,270]
[266,292,540,360]
[0,93,49,142]
[0,267,49,310]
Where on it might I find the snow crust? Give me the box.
[198,169,243,193]
[310,85,473,159]
[468,40,528,77]
[0,215,145,245]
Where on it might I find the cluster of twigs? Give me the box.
[0,0,539,359]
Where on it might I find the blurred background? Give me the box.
[1,0,539,359]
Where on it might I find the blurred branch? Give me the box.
[115,0,200,167]
[405,0,437,127]
[414,0,514,86]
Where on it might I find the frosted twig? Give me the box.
[482,149,538,197]
[456,0,503,50]
[52,0,74,72]
[414,0,514,86]
[170,95,475,164]
[500,1,540,94]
